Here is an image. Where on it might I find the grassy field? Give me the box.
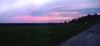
[0,24,93,46]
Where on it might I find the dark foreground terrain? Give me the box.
[59,24,100,46]
[0,24,93,46]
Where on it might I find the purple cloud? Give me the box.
[0,0,100,23]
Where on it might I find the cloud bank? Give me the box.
[0,0,100,23]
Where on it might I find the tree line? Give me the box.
[68,13,100,24]
[64,13,100,24]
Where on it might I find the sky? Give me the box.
[0,0,100,23]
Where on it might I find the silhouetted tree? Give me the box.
[64,21,67,24]
[61,22,63,24]
[49,22,51,25]
[94,13,98,16]
[87,14,91,16]
[68,13,100,24]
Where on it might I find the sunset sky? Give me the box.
[0,0,100,23]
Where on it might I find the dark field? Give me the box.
[0,24,93,46]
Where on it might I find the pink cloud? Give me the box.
[11,11,84,23]
[49,11,78,15]
[12,15,74,21]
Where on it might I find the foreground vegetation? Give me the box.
[0,24,93,46]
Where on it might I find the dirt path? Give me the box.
[58,24,100,46]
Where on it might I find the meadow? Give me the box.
[0,24,93,46]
